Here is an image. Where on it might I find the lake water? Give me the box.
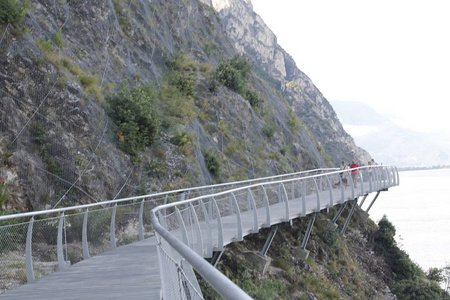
[368,168,450,272]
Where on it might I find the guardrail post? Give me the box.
[200,200,213,258]
[57,212,68,270]
[139,200,145,241]
[325,175,333,207]
[213,198,224,251]
[299,180,306,216]
[110,204,117,249]
[280,183,290,221]
[176,208,190,246]
[82,209,90,259]
[313,178,321,211]
[247,189,259,233]
[25,216,35,283]
[339,176,345,203]
[261,186,271,227]
[189,204,203,256]
[230,193,243,242]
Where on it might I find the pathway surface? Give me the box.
[0,238,160,300]
[0,179,385,299]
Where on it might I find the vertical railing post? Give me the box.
[189,204,203,256]
[25,217,35,283]
[247,189,259,233]
[325,175,333,207]
[212,198,224,251]
[82,208,90,259]
[313,178,321,211]
[200,200,213,258]
[280,183,290,221]
[261,186,271,227]
[139,200,145,241]
[57,212,67,270]
[110,204,117,249]
[176,207,190,246]
[230,193,243,241]
[300,180,306,216]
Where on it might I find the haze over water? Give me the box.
[369,168,450,271]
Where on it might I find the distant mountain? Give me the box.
[330,101,450,167]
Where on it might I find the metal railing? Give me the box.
[0,168,335,293]
[150,165,399,299]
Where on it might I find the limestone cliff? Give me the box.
[211,0,371,166]
[0,0,368,212]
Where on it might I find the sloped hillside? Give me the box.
[1,0,367,211]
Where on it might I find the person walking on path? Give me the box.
[349,160,359,188]
[339,161,347,179]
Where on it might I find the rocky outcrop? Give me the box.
[1,0,368,213]
[211,0,372,165]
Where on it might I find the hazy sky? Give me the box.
[251,0,450,134]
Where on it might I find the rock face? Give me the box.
[212,0,371,165]
[0,0,369,212]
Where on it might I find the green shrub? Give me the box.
[203,149,221,177]
[214,55,251,94]
[374,216,425,282]
[262,122,276,140]
[0,0,25,26]
[53,29,63,49]
[393,279,449,300]
[38,38,52,53]
[107,82,160,156]
[244,89,263,107]
[166,72,196,97]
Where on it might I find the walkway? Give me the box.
[0,238,160,299]
[0,167,398,299]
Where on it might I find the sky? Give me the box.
[250,0,450,134]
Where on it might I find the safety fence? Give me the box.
[0,168,335,293]
[151,165,399,299]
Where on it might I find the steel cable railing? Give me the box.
[150,165,399,299]
[0,168,337,293]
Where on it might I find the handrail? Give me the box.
[0,168,336,222]
[151,165,399,299]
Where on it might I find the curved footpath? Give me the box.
[0,237,160,300]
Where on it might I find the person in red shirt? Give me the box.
[349,160,359,188]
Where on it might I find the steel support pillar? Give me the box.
[332,202,347,224]
[366,191,381,213]
[358,194,369,207]
[211,250,224,267]
[301,213,316,250]
[341,198,358,235]
[260,225,278,256]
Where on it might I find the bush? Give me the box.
[107,82,160,156]
[0,0,25,26]
[374,216,423,281]
[203,149,221,177]
[215,55,251,94]
[262,122,276,140]
[244,89,263,107]
[53,29,63,49]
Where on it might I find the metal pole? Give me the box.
[261,225,278,256]
[366,191,381,213]
[341,198,358,235]
[301,213,317,250]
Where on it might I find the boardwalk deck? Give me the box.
[0,179,386,299]
[0,238,160,300]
